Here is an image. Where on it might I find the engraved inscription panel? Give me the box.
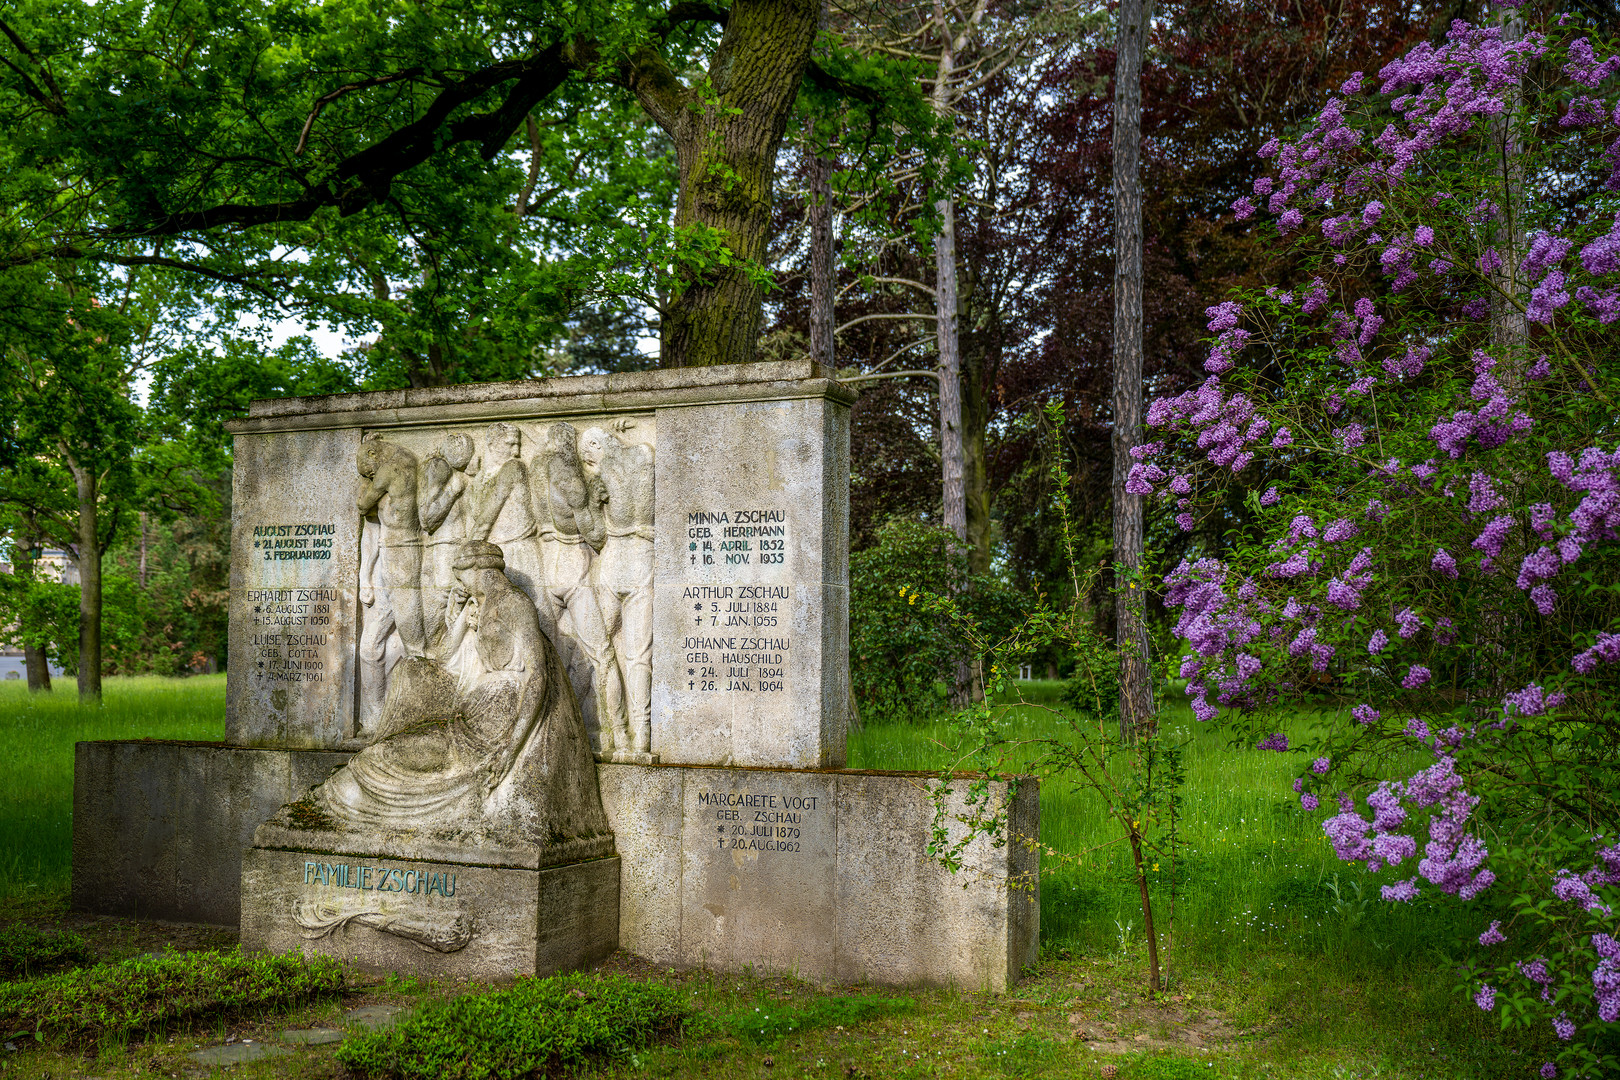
[652,399,842,767]
[228,430,362,747]
[680,773,836,974]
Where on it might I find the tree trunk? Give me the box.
[1482,4,1526,694]
[68,456,103,700]
[927,14,973,706]
[1111,0,1154,739]
[1489,3,1526,365]
[808,137,836,367]
[25,640,53,692]
[14,536,52,692]
[933,135,965,540]
[963,348,992,575]
[640,0,820,367]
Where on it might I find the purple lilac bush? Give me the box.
[1131,9,1620,1075]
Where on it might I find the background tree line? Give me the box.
[0,0,1459,710]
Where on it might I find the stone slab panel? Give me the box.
[597,763,1037,990]
[651,396,848,768]
[678,769,836,975]
[597,763,684,965]
[832,775,1039,991]
[228,428,362,748]
[241,847,618,979]
[72,742,350,925]
[188,1042,292,1066]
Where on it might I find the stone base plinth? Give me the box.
[241,848,619,979]
[72,741,351,925]
[598,762,1039,991]
[74,742,1038,990]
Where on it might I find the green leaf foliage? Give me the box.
[334,972,689,1080]
[0,571,79,673]
[0,949,346,1046]
[0,925,93,980]
[850,519,1024,723]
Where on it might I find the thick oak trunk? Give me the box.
[1111,0,1154,738]
[649,0,820,367]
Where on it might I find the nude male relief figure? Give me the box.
[580,421,654,755]
[538,422,629,754]
[418,432,478,651]
[356,437,427,734]
[472,422,544,604]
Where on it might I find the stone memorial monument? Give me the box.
[73,361,1039,989]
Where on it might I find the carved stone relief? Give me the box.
[353,417,655,759]
[272,535,613,954]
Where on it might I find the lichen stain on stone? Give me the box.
[286,797,337,832]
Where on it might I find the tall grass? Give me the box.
[0,675,225,899]
[850,680,1471,982]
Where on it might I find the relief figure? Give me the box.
[314,540,612,855]
[472,423,544,604]
[537,422,627,753]
[419,432,478,649]
[357,518,406,733]
[580,421,654,754]
[357,437,426,734]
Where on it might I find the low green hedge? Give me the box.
[0,948,346,1045]
[336,973,689,1079]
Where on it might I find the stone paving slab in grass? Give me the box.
[345,1004,409,1029]
[279,1027,345,1046]
[186,1041,292,1066]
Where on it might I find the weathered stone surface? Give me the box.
[241,847,619,979]
[221,362,852,768]
[279,1028,345,1045]
[228,428,362,748]
[72,742,349,925]
[596,764,683,966]
[78,745,1034,989]
[650,396,849,768]
[344,1005,409,1029]
[187,1042,292,1066]
[599,762,1038,990]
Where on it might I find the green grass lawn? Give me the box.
[851,680,1452,973]
[0,674,224,899]
[0,674,1549,1077]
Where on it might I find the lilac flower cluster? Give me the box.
[1324,747,1495,902]
[1149,18,1620,1062]
[1430,354,1533,459]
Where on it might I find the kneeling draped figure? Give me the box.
[313,539,612,859]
